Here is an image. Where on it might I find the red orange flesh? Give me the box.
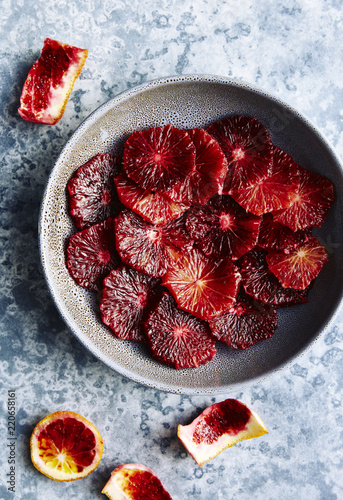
[162,247,241,320]
[209,290,277,349]
[68,153,120,229]
[123,124,196,192]
[144,292,216,369]
[230,146,300,215]
[207,116,273,193]
[272,166,334,231]
[115,170,189,225]
[266,236,328,290]
[167,128,228,205]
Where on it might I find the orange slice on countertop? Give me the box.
[18,38,88,125]
[30,411,103,481]
[102,463,173,500]
[178,398,268,467]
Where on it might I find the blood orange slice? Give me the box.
[185,195,261,260]
[68,153,121,229]
[209,289,277,349]
[272,166,334,231]
[114,170,189,225]
[266,236,328,290]
[167,128,228,205]
[239,249,311,307]
[177,399,268,467]
[207,116,273,193]
[123,124,196,192]
[30,411,103,481]
[19,38,88,125]
[102,463,172,500]
[144,292,216,369]
[100,266,160,342]
[66,218,119,292]
[230,146,300,215]
[257,214,310,252]
[115,209,193,277]
[162,247,241,320]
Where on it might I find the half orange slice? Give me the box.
[30,411,103,481]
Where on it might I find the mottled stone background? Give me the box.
[1,0,343,499]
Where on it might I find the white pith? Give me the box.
[37,61,83,122]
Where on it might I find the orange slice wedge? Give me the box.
[30,411,103,481]
[18,38,88,125]
[178,399,268,467]
[102,463,173,499]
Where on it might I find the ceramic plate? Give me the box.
[39,75,343,394]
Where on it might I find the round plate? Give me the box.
[39,75,343,394]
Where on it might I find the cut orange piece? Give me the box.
[30,411,103,481]
[162,247,241,320]
[266,235,328,290]
[272,166,334,231]
[230,146,301,215]
[102,463,173,500]
[207,116,273,193]
[115,170,189,225]
[178,399,268,467]
[18,38,88,125]
[123,124,196,192]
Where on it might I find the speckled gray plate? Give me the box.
[39,75,343,395]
